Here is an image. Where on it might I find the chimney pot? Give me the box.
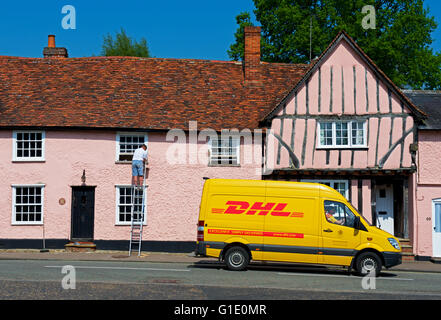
[48,35,56,48]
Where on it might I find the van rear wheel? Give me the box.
[224,246,250,271]
[355,252,382,277]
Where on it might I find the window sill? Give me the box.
[208,164,241,167]
[11,223,44,226]
[12,159,46,163]
[115,161,150,166]
[115,161,132,165]
[316,147,368,151]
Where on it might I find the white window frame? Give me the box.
[302,179,349,200]
[11,184,45,225]
[115,185,147,226]
[208,136,240,166]
[12,130,46,162]
[317,121,367,149]
[115,132,148,163]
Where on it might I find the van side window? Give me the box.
[324,200,356,228]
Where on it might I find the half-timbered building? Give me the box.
[263,31,425,245]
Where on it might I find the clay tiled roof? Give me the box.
[404,90,441,130]
[0,56,309,131]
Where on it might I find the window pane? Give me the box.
[209,137,239,165]
[344,205,356,228]
[118,135,146,161]
[435,203,441,233]
[324,200,345,225]
[324,200,355,228]
[14,186,43,223]
[15,132,44,159]
[335,123,349,146]
[351,121,365,146]
[319,123,333,146]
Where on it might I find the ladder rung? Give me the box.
[129,179,146,256]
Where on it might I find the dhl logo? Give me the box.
[211,201,304,218]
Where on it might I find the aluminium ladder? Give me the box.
[129,166,147,256]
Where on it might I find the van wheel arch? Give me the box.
[352,249,384,276]
[221,243,251,262]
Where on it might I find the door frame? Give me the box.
[70,186,96,241]
[432,199,441,258]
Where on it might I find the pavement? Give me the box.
[0,249,441,274]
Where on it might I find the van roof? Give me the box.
[205,179,344,200]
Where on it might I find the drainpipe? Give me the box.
[40,222,49,253]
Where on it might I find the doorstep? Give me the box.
[64,241,97,253]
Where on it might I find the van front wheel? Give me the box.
[224,246,250,271]
[355,252,382,277]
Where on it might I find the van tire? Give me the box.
[224,246,250,271]
[355,252,382,277]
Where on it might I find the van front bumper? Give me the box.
[383,252,402,268]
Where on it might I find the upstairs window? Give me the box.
[13,131,45,161]
[208,136,240,166]
[317,121,366,148]
[116,133,148,162]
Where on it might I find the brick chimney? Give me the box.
[43,35,68,58]
[243,26,262,86]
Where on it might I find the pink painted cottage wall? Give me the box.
[415,131,441,256]
[0,130,261,242]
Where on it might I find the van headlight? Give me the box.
[388,238,400,250]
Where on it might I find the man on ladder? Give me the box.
[132,144,148,186]
[129,144,148,256]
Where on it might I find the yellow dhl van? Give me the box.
[195,179,402,276]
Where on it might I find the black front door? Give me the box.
[71,187,95,241]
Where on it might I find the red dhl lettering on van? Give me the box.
[211,201,304,218]
[207,229,304,239]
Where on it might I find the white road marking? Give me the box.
[277,272,413,281]
[44,265,190,272]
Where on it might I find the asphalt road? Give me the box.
[0,259,441,300]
